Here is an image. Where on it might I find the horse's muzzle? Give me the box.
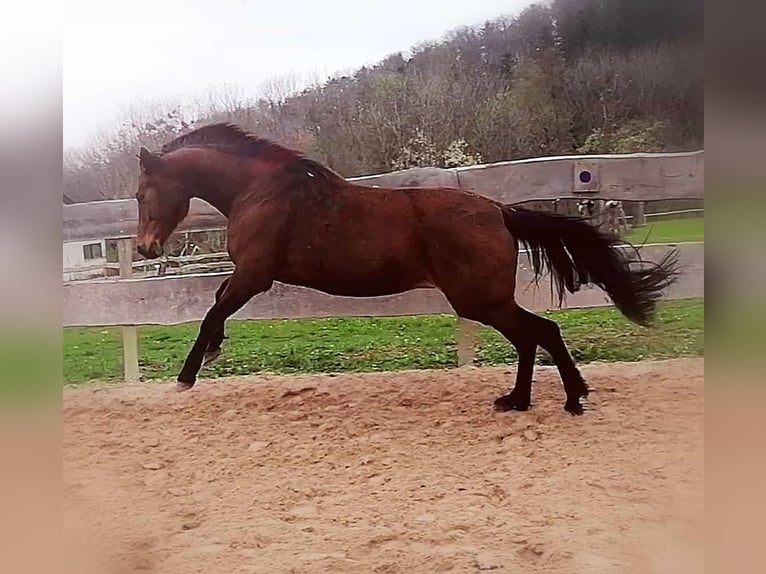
[137,240,164,259]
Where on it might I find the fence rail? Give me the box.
[63,150,704,243]
[63,150,705,381]
[64,243,703,328]
[623,208,704,222]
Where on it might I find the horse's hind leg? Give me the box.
[493,341,536,412]
[478,302,589,415]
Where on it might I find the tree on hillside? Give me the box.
[64,0,704,201]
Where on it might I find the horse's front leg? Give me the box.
[202,277,230,366]
[176,273,270,390]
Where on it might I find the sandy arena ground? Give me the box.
[63,358,704,574]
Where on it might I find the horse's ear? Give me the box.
[138,147,162,173]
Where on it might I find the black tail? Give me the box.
[501,205,680,326]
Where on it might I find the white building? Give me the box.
[63,239,107,281]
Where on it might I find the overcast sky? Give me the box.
[63,0,534,150]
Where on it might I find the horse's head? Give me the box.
[135,147,190,259]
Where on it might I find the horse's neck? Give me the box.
[192,185,237,218]
[180,155,245,217]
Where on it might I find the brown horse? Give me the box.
[134,123,678,414]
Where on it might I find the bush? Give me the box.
[392,130,483,169]
[577,120,670,154]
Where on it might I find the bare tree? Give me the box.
[64,0,702,200]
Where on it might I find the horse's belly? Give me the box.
[279,254,432,297]
[300,279,432,298]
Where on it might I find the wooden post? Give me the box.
[117,238,140,382]
[456,318,479,367]
[633,201,646,227]
[103,239,109,278]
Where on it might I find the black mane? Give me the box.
[161,123,343,181]
[162,123,276,156]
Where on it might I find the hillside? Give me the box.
[63,0,703,203]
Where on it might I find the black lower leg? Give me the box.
[204,278,230,364]
[483,303,587,415]
[203,329,227,365]
[473,303,539,412]
[525,312,588,415]
[177,275,262,389]
[494,342,536,412]
[178,313,224,387]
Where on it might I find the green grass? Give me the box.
[63,298,703,385]
[477,298,703,366]
[625,216,704,244]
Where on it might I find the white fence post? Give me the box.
[117,238,140,382]
[457,318,479,366]
[633,202,646,227]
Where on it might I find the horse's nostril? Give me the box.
[137,243,155,259]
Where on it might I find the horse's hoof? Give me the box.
[564,399,584,415]
[175,381,194,392]
[202,347,221,367]
[493,393,531,412]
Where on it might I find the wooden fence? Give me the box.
[63,150,705,381]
